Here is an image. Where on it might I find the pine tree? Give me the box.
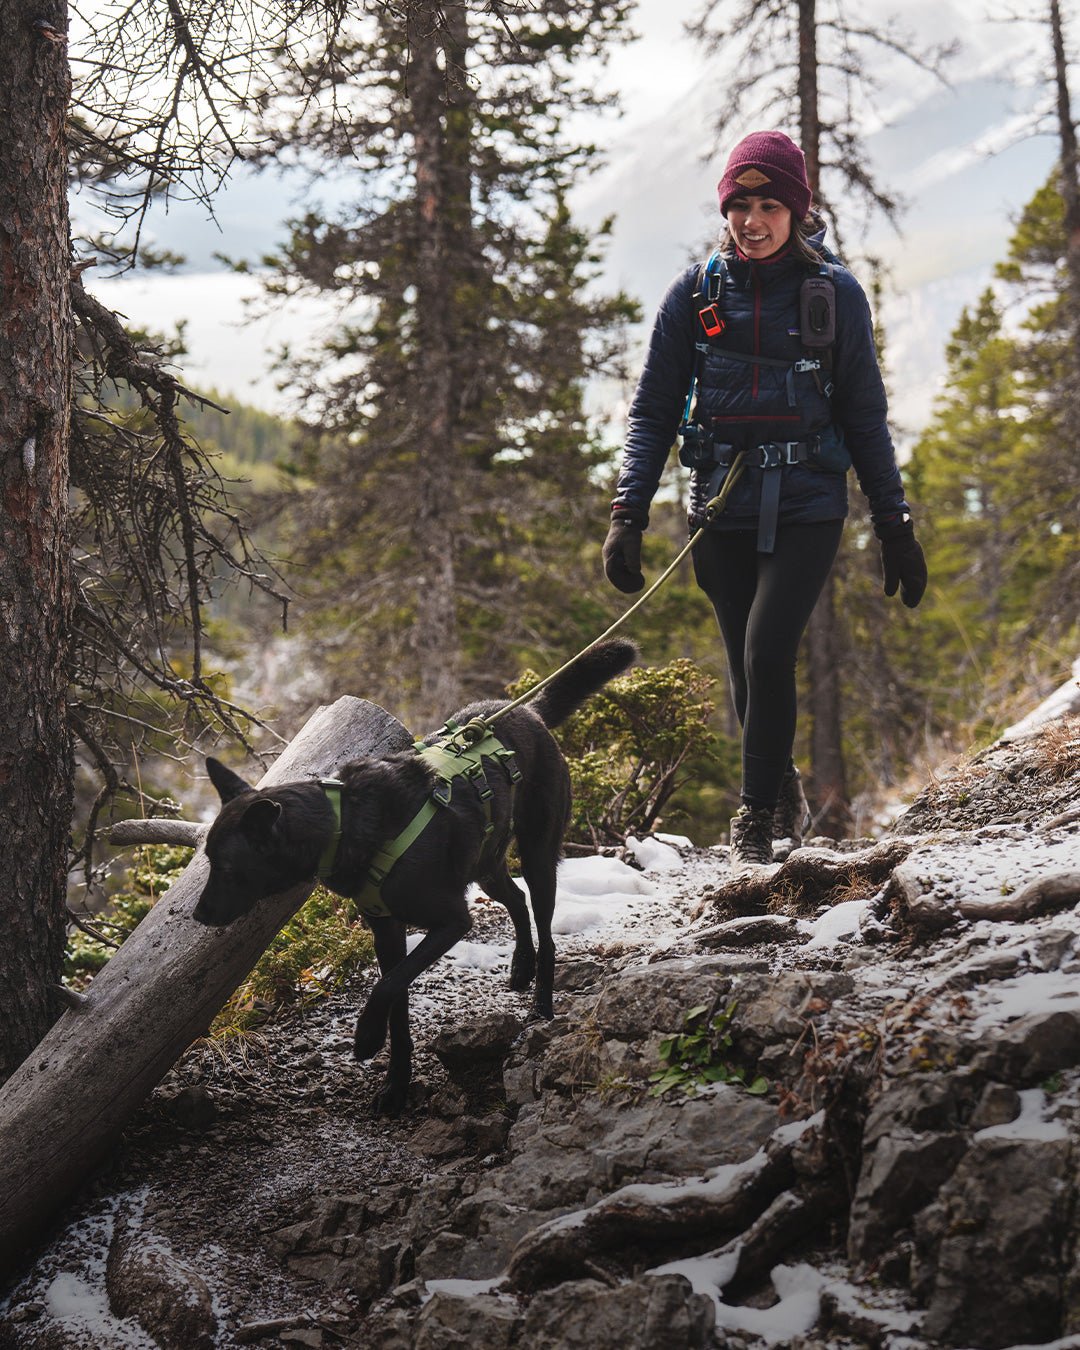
[259,2,637,725]
[899,180,1080,746]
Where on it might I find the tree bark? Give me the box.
[794,0,850,836]
[409,0,466,720]
[0,0,74,1083]
[805,579,851,836]
[797,0,820,193]
[0,695,411,1281]
[1049,0,1080,429]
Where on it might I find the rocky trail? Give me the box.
[3,710,1080,1350]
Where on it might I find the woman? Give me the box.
[603,130,926,872]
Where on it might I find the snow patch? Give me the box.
[1000,655,1080,741]
[625,834,684,873]
[975,1088,1069,1142]
[556,855,656,896]
[802,898,872,950]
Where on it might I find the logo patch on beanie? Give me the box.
[736,168,771,189]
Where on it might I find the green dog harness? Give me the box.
[317,718,522,921]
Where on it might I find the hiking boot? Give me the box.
[773,764,809,857]
[729,805,775,874]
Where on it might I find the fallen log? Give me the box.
[0,696,411,1279]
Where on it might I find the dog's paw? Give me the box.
[353,1017,388,1062]
[531,992,554,1021]
[508,949,536,992]
[372,1080,408,1117]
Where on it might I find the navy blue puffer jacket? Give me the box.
[613,231,909,535]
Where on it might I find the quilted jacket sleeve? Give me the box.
[611,265,699,520]
[830,270,910,524]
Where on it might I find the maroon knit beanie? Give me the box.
[717,131,812,220]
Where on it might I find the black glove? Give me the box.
[874,516,927,609]
[602,509,647,593]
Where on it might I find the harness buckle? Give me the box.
[755,441,803,468]
[433,780,453,807]
[794,358,821,373]
[757,442,781,468]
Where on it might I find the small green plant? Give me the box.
[66,845,193,984]
[648,1001,768,1098]
[209,887,376,1036]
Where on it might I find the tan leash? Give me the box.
[486,450,750,726]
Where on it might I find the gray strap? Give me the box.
[757,470,781,554]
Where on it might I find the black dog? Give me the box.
[193,638,636,1114]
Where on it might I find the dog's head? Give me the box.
[193,758,299,927]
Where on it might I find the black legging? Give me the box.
[691,520,844,810]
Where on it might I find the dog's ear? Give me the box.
[239,797,282,843]
[206,756,254,803]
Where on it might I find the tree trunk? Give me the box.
[409,0,466,721]
[1050,0,1080,431]
[796,0,850,834]
[797,0,820,194]
[0,696,411,1280]
[0,0,74,1083]
[805,579,851,835]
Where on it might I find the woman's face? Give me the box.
[726,195,793,259]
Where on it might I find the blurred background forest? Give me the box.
[65,0,1080,856]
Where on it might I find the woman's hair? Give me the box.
[718,210,825,265]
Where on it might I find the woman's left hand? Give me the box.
[874,517,927,609]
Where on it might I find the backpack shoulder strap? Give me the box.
[681,252,725,430]
[693,250,726,338]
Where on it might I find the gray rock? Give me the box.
[848,1129,970,1263]
[586,958,735,1039]
[432,1012,523,1067]
[105,1219,217,1350]
[968,1009,1080,1084]
[967,1082,1021,1130]
[913,1135,1071,1348]
[695,915,803,948]
[266,1192,414,1300]
[518,1274,714,1350]
[413,1289,522,1349]
[483,1087,778,1213]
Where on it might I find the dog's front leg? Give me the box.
[353,907,471,1064]
[364,918,413,1116]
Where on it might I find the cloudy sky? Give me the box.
[87,0,1062,442]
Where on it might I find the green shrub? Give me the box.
[509,657,737,845]
[212,887,375,1035]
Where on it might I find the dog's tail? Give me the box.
[530,637,638,729]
